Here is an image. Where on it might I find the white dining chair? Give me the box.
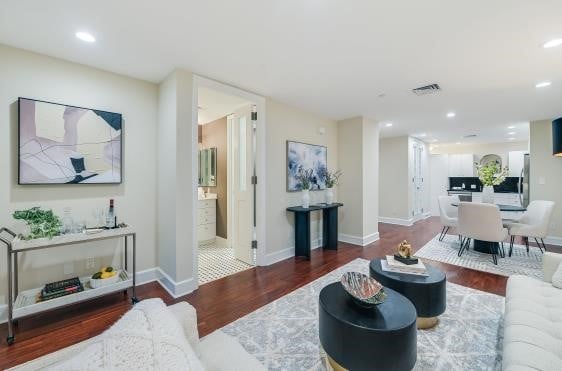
[506,200,555,257]
[437,195,459,241]
[458,202,508,265]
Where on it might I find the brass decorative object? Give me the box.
[394,240,419,265]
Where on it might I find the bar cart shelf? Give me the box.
[0,226,138,346]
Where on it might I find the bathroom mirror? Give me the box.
[199,147,217,187]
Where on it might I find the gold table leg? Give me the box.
[417,316,439,329]
[327,355,348,371]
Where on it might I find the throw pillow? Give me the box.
[46,298,204,370]
[552,262,562,289]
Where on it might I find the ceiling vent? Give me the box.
[412,83,441,95]
[463,134,478,138]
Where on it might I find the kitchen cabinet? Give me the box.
[448,154,478,177]
[508,151,528,177]
[472,192,521,206]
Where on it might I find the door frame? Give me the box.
[191,75,267,284]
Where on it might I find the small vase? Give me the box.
[482,185,495,203]
[326,188,334,204]
[301,189,310,208]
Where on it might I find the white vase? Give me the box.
[482,185,495,203]
[326,188,334,204]
[301,189,310,208]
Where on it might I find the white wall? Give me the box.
[0,45,158,308]
[379,136,410,221]
[157,69,196,296]
[264,98,339,264]
[337,117,379,245]
[529,119,562,244]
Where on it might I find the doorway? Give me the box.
[195,82,261,284]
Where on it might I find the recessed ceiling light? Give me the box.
[543,38,562,48]
[456,142,461,145]
[507,125,515,129]
[385,122,393,127]
[75,31,96,43]
[508,132,516,135]
[536,81,552,88]
[447,112,456,118]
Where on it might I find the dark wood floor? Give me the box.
[1,216,559,369]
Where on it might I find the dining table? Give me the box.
[451,202,527,254]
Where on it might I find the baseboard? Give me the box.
[338,232,380,246]
[156,268,197,298]
[0,267,196,324]
[544,235,562,246]
[263,238,322,266]
[378,216,414,226]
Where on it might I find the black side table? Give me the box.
[286,203,343,259]
[319,282,417,371]
[369,259,446,329]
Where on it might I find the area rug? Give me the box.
[415,234,543,279]
[221,258,505,371]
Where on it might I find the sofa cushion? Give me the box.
[503,275,562,371]
[45,299,204,371]
[552,262,562,289]
[198,330,265,371]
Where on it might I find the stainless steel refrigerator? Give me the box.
[519,154,530,207]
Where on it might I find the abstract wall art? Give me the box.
[286,140,327,191]
[18,98,122,184]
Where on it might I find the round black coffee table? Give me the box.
[369,259,446,329]
[319,282,417,371]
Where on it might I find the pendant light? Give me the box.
[554,118,562,157]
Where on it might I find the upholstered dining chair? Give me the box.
[458,202,508,265]
[437,195,459,241]
[505,200,555,257]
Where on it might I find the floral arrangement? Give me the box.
[318,168,342,188]
[475,162,509,186]
[295,167,314,191]
[13,207,62,240]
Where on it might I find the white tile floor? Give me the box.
[198,240,253,284]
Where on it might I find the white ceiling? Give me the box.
[198,87,251,124]
[1,0,561,144]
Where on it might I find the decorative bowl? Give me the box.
[340,272,387,308]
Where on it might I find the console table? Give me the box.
[0,226,138,345]
[286,203,343,259]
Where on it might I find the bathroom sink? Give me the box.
[198,193,217,200]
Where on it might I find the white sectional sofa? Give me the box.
[10,301,265,371]
[503,252,562,371]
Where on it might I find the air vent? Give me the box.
[412,83,441,95]
[463,134,478,138]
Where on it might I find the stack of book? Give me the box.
[381,255,428,276]
[39,277,84,302]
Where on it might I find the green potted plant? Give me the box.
[319,169,342,204]
[295,167,314,208]
[475,162,509,203]
[12,207,62,240]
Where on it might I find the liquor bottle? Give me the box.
[106,199,115,228]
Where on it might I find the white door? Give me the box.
[412,142,424,217]
[229,105,255,265]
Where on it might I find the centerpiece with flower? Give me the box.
[475,162,509,203]
[295,167,314,208]
[319,168,342,204]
